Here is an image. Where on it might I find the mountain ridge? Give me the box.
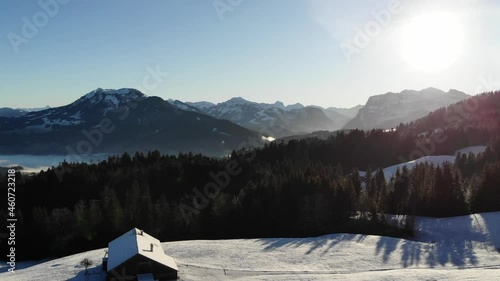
[0,88,261,156]
[170,97,361,138]
[343,88,469,130]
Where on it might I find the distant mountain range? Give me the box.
[0,87,476,156]
[0,106,50,118]
[0,108,26,118]
[0,89,259,156]
[167,88,468,137]
[277,91,498,144]
[168,97,362,138]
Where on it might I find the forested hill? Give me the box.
[398,91,500,135]
[2,91,500,261]
[3,136,500,261]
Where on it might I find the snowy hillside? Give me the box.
[2,212,499,281]
[361,146,486,181]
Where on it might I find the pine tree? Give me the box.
[101,187,123,232]
[125,181,141,225]
[349,168,362,207]
[473,162,500,212]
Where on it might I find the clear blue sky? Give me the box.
[1,0,499,108]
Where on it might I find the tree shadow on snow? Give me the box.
[375,236,400,263]
[477,212,500,252]
[68,264,106,281]
[259,213,493,270]
[376,215,485,268]
[260,234,365,256]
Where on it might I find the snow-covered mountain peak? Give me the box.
[185,101,215,110]
[78,88,146,107]
[223,97,251,106]
[84,88,145,98]
[273,101,285,108]
[166,99,201,112]
[218,98,305,112]
[285,103,305,110]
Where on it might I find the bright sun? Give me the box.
[400,12,464,72]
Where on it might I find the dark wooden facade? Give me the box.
[107,254,178,281]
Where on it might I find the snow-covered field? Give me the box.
[1,212,499,281]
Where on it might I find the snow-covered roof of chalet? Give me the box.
[107,228,178,272]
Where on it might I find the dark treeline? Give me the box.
[398,91,500,134]
[2,129,500,261]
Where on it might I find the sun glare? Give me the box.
[400,12,464,73]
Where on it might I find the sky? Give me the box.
[1,0,499,109]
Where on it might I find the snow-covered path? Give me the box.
[2,212,499,280]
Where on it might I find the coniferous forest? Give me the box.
[1,92,500,261]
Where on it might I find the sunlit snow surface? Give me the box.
[360,146,486,181]
[1,212,499,281]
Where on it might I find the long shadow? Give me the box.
[478,212,500,252]
[400,214,485,268]
[375,236,399,263]
[321,234,367,256]
[68,264,106,281]
[431,216,482,267]
[375,234,477,268]
[260,233,363,256]
[400,240,421,267]
[436,239,479,267]
[260,237,319,252]
[0,259,51,273]
[260,213,492,269]
[424,242,437,268]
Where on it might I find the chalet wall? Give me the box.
[107,254,178,281]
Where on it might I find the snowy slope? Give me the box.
[2,212,500,281]
[361,146,486,181]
